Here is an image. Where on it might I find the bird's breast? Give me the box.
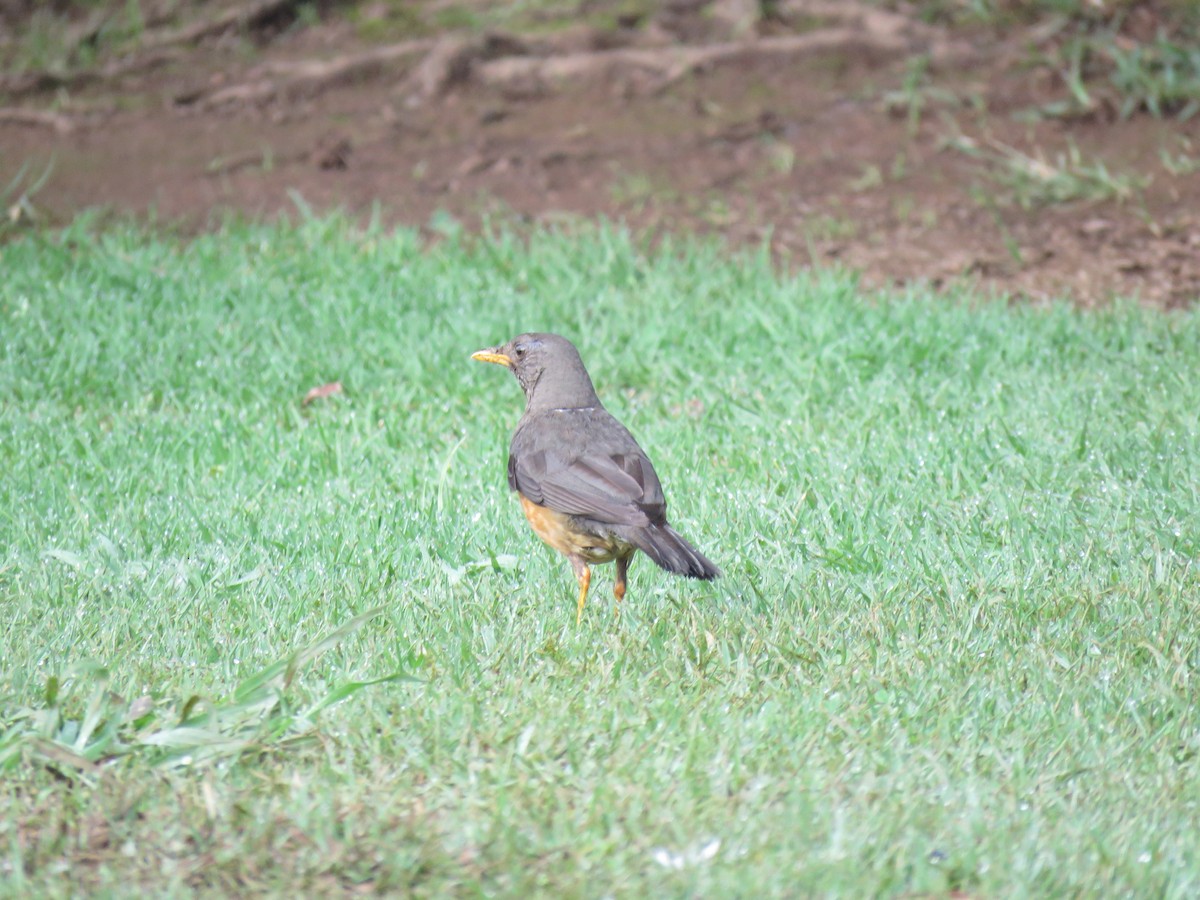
[518,494,633,563]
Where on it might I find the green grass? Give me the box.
[2,214,1200,895]
[0,1,144,81]
[901,1,1200,121]
[0,159,54,239]
[948,135,1150,208]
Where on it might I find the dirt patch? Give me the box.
[2,1,1199,307]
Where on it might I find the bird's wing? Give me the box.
[508,412,667,527]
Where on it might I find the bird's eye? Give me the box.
[515,346,526,357]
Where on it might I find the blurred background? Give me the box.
[2,0,1199,306]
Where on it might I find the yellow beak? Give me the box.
[471,349,512,367]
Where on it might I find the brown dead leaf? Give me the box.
[303,381,344,405]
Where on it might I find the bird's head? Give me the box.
[471,332,600,411]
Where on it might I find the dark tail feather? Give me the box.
[629,524,720,580]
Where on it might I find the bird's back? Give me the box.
[508,405,667,528]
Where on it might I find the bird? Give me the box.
[471,332,719,623]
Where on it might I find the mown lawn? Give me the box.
[2,216,1198,896]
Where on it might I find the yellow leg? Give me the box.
[571,556,591,625]
[614,553,630,618]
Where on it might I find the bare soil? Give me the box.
[3,1,1199,307]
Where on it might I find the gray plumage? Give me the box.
[490,333,719,581]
